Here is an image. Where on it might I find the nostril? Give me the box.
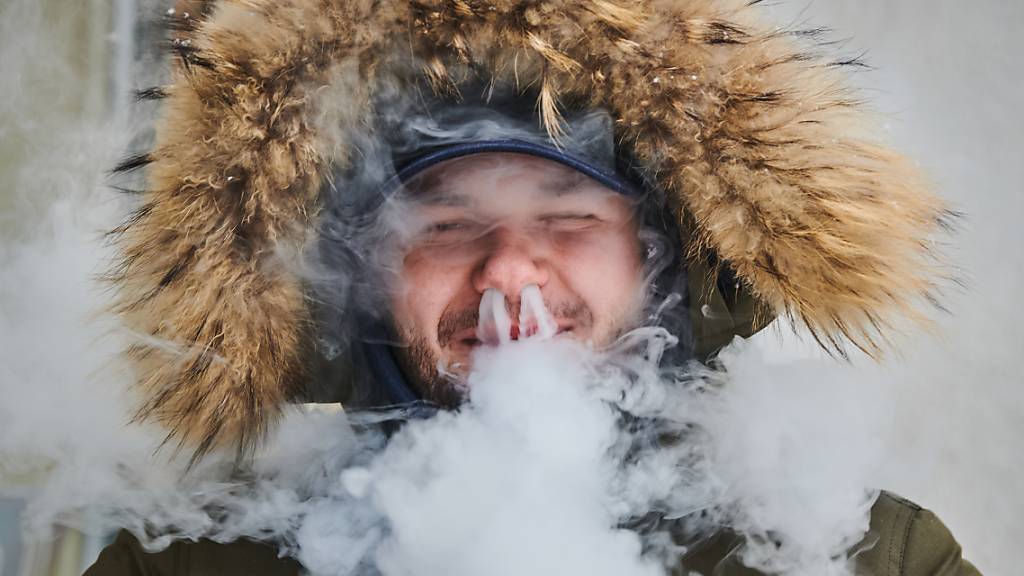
[519,284,557,340]
[478,288,513,345]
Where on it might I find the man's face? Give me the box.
[387,153,645,404]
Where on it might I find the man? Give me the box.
[88,0,977,574]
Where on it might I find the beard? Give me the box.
[394,332,467,408]
[392,298,595,407]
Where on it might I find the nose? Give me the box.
[471,226,549,296]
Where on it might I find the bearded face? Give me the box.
[386,153,646,405]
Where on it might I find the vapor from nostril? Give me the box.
[476,285,557,345]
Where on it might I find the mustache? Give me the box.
[437,298,592,347]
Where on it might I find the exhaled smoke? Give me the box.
[172,325,883,576]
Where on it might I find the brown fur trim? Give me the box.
[115,0,947,458]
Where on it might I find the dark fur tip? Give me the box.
[135,87,169,101]
[936,208,964,233]
[110,184,146,195]
[829,51,873,69]
[111,153,154,175]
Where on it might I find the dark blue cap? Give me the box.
[391,139,639,197]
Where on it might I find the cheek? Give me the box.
[554,227,643,322]
[392,252,467,342]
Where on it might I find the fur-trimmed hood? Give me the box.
[112,0,947,459]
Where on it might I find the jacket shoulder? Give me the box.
[83,529,301,576]
[854,491,981,576]
[676,492,980,576]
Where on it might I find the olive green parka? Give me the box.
[86,493,977,575]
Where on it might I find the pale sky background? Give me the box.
[755,2,1024,574]
[0,1,1020,575]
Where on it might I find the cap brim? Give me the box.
[390,139,638,197]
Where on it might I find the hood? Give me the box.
[111,0,948,459]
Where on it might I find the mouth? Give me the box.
[450,323,575,350]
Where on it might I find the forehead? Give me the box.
[403,153,623,207]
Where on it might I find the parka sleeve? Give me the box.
[82,530,165,576]
[900,507,981,576]
[82,529,302,576]
[861,492,981,576]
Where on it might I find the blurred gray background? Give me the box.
[0,1,1020,575]
[759,3,1024,575]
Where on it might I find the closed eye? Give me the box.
[543,213,598,221]
[430,221,470,233]
[540,213,601,230]
[418,219,485,244]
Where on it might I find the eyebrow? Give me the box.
[401,172,472,207]
[538,172,592,197]
[411,189,473,207]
